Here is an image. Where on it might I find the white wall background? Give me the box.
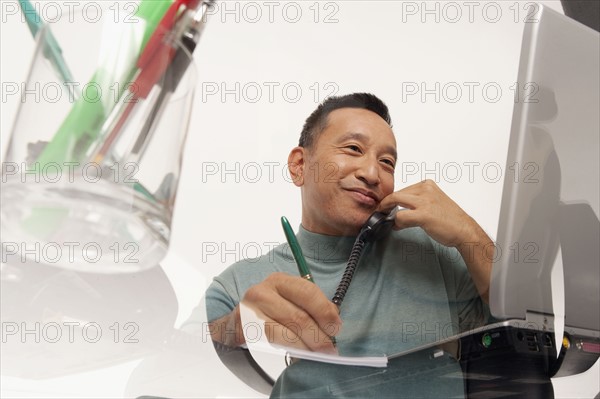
[1,0,598,397]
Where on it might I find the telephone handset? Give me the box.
[332,206,402,308]
[357,205,402,242]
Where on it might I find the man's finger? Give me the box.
[392,208,422,230]
[268,273,342,331]
[257,309,338,354]
[242,274,342,348]
[378,193,420,212]
[272,322,337,354]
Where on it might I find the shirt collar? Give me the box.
[295,224,357,263]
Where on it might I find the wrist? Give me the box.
[209,306,247,347]
[455,217,482,255]
[455,220,493,302]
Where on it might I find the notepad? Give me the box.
[279,345,388,368]
[239,303,388,369]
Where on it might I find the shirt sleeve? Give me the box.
[179,275,239,334]
[433,241,492,333]
[204,249,284,323]
[205,278,238,322]
[204,260,253,322]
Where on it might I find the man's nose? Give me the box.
[355,156,380,186]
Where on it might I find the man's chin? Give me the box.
[342,211,376,236]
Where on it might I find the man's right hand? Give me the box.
[209,272,342,354]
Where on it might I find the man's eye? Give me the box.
[347,145,361,153]
[381,159,396,168]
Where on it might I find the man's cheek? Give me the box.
[318,161,341,184]
[382,174,395,195]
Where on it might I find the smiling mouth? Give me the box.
[345,189,379,207]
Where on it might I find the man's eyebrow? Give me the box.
[337,132,368,144]
[337,132,397,160]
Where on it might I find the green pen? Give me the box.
[281,216,313,282]
[18,0,77,99]
[35,0,173,166]
[280,216,338,347]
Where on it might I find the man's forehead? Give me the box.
[323,108,396,146]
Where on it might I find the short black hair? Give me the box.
[298,93,392,149]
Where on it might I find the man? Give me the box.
[204,93,494,397]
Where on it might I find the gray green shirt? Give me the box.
[205,225,489,357]
[203,226,490,397]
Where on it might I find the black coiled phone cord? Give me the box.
[331,236,367,308]
[330,207,399,310]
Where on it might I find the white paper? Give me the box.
[239,303,387,369]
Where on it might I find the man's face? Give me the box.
[298,107,397,236]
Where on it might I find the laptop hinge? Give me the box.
[526,311,555,331]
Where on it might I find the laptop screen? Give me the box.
[490,5,600,333]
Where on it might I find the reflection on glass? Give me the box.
[0,260,177,378]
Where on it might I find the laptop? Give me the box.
[388,4,599,397]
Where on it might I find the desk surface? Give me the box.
[1,251,598,398]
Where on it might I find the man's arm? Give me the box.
[209,305,246,347]
[378,179,493,303]
[207,273,342,353]
[455,217,494,303]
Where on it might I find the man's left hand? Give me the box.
[377,179,494,302]
[376,179,478,248]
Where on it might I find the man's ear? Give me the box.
[287,147,305,187]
